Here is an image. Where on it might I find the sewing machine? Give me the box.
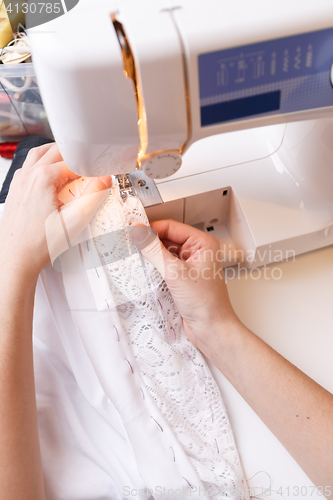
[28,0,333,269]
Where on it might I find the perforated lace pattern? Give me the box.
[89,185,247,498]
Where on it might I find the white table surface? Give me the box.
[209,246,333,499]
[1,155,332,499]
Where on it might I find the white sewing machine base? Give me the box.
[145,121,333,269]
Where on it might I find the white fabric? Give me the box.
[34,269,149,500]
[0,185,249,499]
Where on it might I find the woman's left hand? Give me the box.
[0,143,111,281]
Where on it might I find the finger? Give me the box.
[34,142,64,167]
[151,219,217,261]
[22,142,56,170]
[160,239,194,260]
[45,161,80,189]
[130,225,183,280]
[160,238,182,256]
[153,220,222,267]
[48,186,111,258]
[80,176,112,197]
[151,219,206,247]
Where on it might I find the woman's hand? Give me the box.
[131,219,333,492]
[130,220,240,356]
[0,143,111,281]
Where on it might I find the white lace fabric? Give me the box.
[32,182,249,499]
[72,183,249,498]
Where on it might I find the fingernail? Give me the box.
[130,225,157,250]
[99,176,112,188]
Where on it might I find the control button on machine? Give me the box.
[141,151,182,179]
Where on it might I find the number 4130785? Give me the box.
[276,486,331,496]
[5,3,61,14]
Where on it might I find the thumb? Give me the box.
[45,178,112,266]
[80,176,112,196]
[130,225,181,281]
[63,175,112,243]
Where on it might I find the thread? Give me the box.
[151,416,163,432]
[125,358,134,374]
[114,326,120,342]
[0,142,19,159]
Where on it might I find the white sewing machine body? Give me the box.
[29,0,333,268]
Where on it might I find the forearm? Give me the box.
[206,321,333,490]
[137,220,333,491]
[0,257,45,500]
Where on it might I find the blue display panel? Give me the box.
[198,28,333,127]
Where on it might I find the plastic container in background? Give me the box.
[0,62,53,142]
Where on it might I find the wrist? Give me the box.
[0,229,42,284]
[202,315,249,368]
[0,245,40,292]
